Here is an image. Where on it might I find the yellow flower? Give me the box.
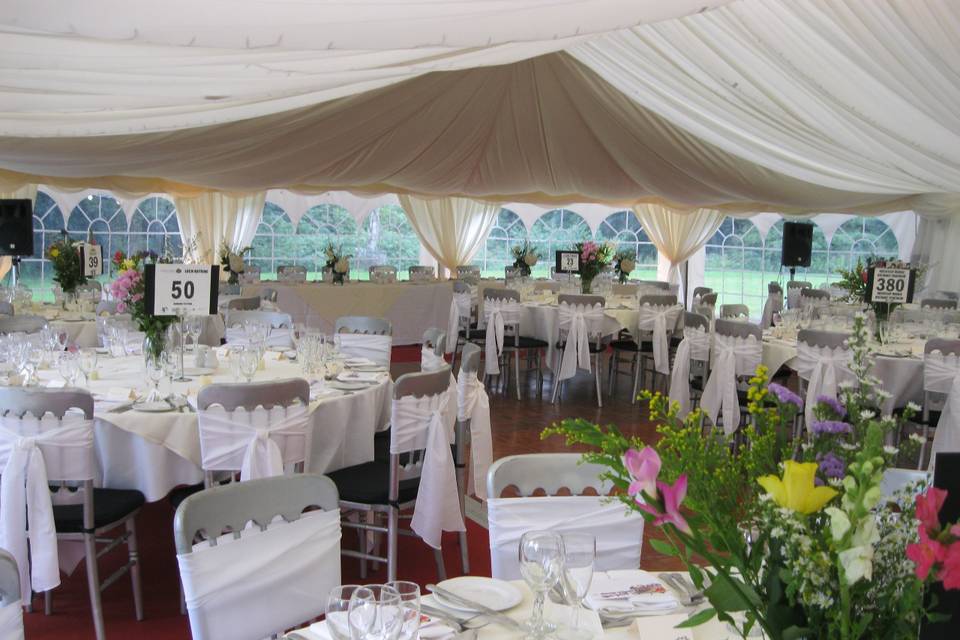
[49,247,60,258]
[757,461,837,515]
[121,259,135,271]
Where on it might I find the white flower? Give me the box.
[883,445,899,456]
[861,410,875,420]
[908,433,925,444]
[906,401,922,412]
[838,380,855,390]
[524,253,538,267]
[875,389,893,400]
[838,519,880,585]
[620,258,636,273]
[334,258,349,274]
[228,254,244,273]
[825,507,851,542]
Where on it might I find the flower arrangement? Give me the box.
[324,244,351,285]
[835,257,925,329]
[109,250,175,359]
[218,242,251,285]
[544,314,959,639]
[613,250,637,284]
[574,241,615,293]
[46,236,87,294]
[511,241,540,277]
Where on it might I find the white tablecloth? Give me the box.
[33,354,391,501]
[33,306,226,349]
[243,281,453,345]
[514,303,623,369]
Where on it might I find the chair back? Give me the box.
[558,293,605,308]
[277,265,307,282]
[637,280,670,291]
[0,315,46,334]
[640,294,681,309]
[483,288,520,303]
[684,311,710,332]
[452,280,472,294]
[787,280,812,290]
[795,329,853,426]
[0,548,18,606]
[922,298,958,310]
[880,469,929,501]
[226,295,261,311]
[800,288,830,302]
[239,265,261,284]
[504,266,522,282]
[408,265,435,281]
[335,316,392,335]
[421,328,447,359]
[700,292,718,306]
[611,283,638,297]
[714,318,762,341]
[720,303,750,320]
[797,329,849,350]
[0,301,12,316]
[259,287,278,303]
[335,317,393,366]
[456,265,481,283]
[692,286,712,300]
[369,265,398,283]
[174,475,341,640]
[95,300,118,315]
[923,338,960,396]
[77,281,102,295]
[225,309,292,328]
[768,282,783,295]
[485,454,644,580]
[460,343,482,377]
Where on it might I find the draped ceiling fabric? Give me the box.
[398,195,500,276]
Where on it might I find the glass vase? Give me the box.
[581,276,594,294]
[142,332,166,365]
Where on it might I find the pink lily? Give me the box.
[624,447,661,500]
[637,474,692,535]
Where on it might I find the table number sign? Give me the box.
[555,250,581,274]
[144,263,219,316]
[79,243,103,277]
[865,266,915,304]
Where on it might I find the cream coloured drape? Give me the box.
[398,195,500,276]
[173,192,266,265]
[632,204,724,291]
[0,183,37,282]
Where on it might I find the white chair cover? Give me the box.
[482,298,521,376]
[0,414,95,603]
[925,350,960,472]
[0,601,23,640]
[445,292,473,354]
[668,326,712,418]
[390,392,464,549]
[699,334,762,435]
[337,333,392,368]
[787,286,805,310]
[636,303,683,375]
[456,372,492,500]
[761,292,784,329]
[557,302,606,381]
[487,496,644,580]
[197,404,311,481]
[421,346,447,372]
[794,342,854,428]
[224,326,293,349]
[178,509,340,640]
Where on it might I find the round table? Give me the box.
[34,352,392,501]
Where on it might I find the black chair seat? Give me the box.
[610,339,653,353]
[555,340,606,354]
[893,406,941,426]
[462,328,486,341]
[512,336,549,350]
[328,460,420,505]
[54,489,145,533]
[168,483,204,509]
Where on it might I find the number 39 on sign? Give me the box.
[144,264,220,316]
[866,266,914,305]
[79,243,103,277]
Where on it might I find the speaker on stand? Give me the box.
[780,221,813,282]
[0,199,35,286]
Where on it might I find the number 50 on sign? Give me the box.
[144,264,220,316]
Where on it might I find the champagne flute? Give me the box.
[347,587,377,640]
[238,348,259,383]
[558,534,596,639]
[78,348,98,386]
[385,581,421,640]
[519,531,564,638]
[58,351,79,386]
[327,585,367,640]
[186,316,203,352]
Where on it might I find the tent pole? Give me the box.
[683,260,689,309]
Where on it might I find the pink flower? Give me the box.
[116,301,126,313]
[637,474,692,535]
[907,525,946,581]
[624,447,661,500]
[916,487,948,534]
[131,293,143,303]
[940,542,960,590]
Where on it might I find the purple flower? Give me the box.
[810,420,853,436]
[817,452,846,479]
[816,395,846,418]
[768,383,803,409]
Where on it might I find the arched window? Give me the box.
[594,211,658,279]
[704,217,766,317]
[250,202,295,277]
[295,205,360,273]
[472,208,527,277]
[67,195,128,264]
[828,217,899,271]
[763,220,830,287]
[528,209,592,278]
[128,197,181,258]
[359,205,421,277]
[22,191,64,296]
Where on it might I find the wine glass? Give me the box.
[238,348,259,383]
[143,351,165,402]
[186,316,204,351]
[519,531,564,638]
[327,585,367,640]
[347,587,377,640]
[558,534,596,639]
[27,345,45,386]
[58,351,79,386]
[78,348,98,386]
[348,585,403,640]
[384,581,421,640]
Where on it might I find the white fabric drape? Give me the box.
[668,325,711,417]
[446,292,473,355]
[337,334,393,368]
[794,342,853,428]
[0,415,94,603]
[197,404,311,481]
[700,333,762,435]
[390,392,464,549]
[925,350,960,473]
[635,303,682,375]
[178,509,340,640]
[0,600,23,640]
[421,347,447,373]
[174,191,266,264]
[487,496,644,580]
[398,195,500,276]
[633,204,724,293]
[556,303,606,381]
[913,202,960,297]
[457,372,492,500]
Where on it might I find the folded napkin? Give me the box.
[586,571,679,612]
[105,387,137,402]
[629,612,698,639]
[337,371,381,383]
[343,357,376,367]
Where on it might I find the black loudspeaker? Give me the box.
[781,221,813,268]
[920,452,960,639]
[0,199,34,256]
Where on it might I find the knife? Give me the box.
[426,584,523,631]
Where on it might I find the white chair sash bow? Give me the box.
[197,404,310,481]
[700,334,762,435]
[0,416,94,603]
[925,351,960,471]
[337,333,392,368]
[557,303,606,381]
[483,299,520,376]
[457,373,492,500]
[668,327,712,417]
[446,292,473,354]
[0,600,24,640]
[390,393,464,548]
[636,304,682,374]
[795,343,853,428]
[761,292,783,329]
[421,347,447,372]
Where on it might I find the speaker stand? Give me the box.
[789,266,796,282]
[9,256,21,288]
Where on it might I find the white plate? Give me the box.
[327,380,369,391]
[429,577,523,613]
[132,400,175,413]
[344,357,375,367]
